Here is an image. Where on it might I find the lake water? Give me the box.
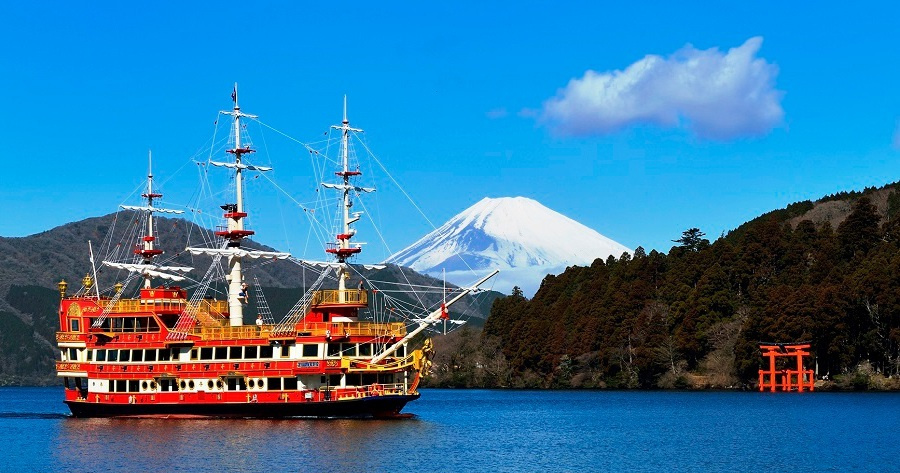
[2,387,898,472]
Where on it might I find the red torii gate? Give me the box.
[758,343,815,392]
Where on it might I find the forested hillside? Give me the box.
[429,184,900,390]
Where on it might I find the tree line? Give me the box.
[425,193,900,389]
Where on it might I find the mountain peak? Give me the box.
[387,196,631,295]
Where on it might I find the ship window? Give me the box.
[188,380,195,390]
[283,377,298,390]
[116,380,127,392]
[362,374,377,385]
[120,350,130,362]
[132,350,143,362]
[248,379,255,389]
[108,350,118,362]
[259,346,273,359]
[328,375,341,387]
[327,343,341,357]
[145,350,157,362]
[200,348,213,360]
[95,350,106,362]
[397,345,406,357]
[128,380,139,392]
[238,378,246,390]
[86,350,93,361]
[245,347,258,359]
[59,350,66,361]
[342,343,357,357]
[214,347,227,360]
[63,377,71,389]
[68,348,78,361]
[141,381,148,390]
[228,347,241,360]
[227,378,237,391]
[158,349,171,362]
[190,348,198,360]
[179,380,186,390]
[160,379,173,392]
[359,344,372,357]
[302,344,318,357]
[268,378,282,390]
[70,319,80,332]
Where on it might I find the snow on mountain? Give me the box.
[386,197,631,296]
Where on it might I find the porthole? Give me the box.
[179,380,186,389]
[207,380,214,390]
[216,380,223,389]
[248,379,255,389]
[150,381,157,390]
[188,380,195,389]
[257,379,264,389]
[141,381,148,390]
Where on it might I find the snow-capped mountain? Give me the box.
[387,197,631,296]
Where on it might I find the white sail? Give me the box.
[120,205,184,214]
[101,261,188,281]
[102,262,192,273]
[321,182,375,193]
[293,258,384,270]
[208,161,272,172]
[187,247,291,259]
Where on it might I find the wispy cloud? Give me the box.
[486,108,508,119]
[894,121,900,149]
[540,37,784,140]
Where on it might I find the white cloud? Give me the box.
[541,37,784,140]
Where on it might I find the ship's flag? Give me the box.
[231,86,236,102]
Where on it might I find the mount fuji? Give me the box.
[387,197,631,296]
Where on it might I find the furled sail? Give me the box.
[102,261,190,281]
[186,247,290,259]
[120,205,184,214]
[208,161,273,172]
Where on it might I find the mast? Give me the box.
[324,96,372,295]
[106,152,189,287]
[135,151,164,287]
[215,83,258,326]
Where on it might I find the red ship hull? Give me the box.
[65,393,420,419]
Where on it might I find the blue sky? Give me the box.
[2,2,899,261]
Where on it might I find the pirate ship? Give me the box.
[55,86,496,418]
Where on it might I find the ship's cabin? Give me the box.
[305,289,367,323]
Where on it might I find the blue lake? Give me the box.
[2,387,898,472]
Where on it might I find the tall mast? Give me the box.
[215,83,259,326]
[324,96,372,294]
[137,150,163,288]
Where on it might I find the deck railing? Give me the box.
[189,321,406,341]
[310,289,367,306]
[109,298,228,314]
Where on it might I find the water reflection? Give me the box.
[55,415,435,471]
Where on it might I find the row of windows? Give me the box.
[66,373,398,393]
[94,348,175,363]
[63,343,405,363]
[106,377,304,393]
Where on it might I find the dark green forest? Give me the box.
[426,190,900,390]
